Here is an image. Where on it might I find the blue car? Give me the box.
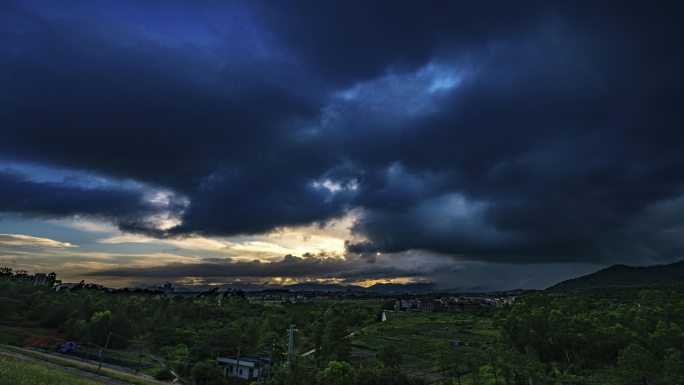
[58,341,78,353]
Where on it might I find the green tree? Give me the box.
[88,310,112,345]
[320,314,351,363]
[190,359,223,385]
[377,344,402,368]
[271,357,314,385]
[617,343,659,384]
[316,360,356,385]
[663,348,684,385]
[435,345,463,385]
[160,344,190,374]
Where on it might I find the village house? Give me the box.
[163,282,174,295]
[54,283,80,291]
[14,270,31,281]
[217,356,268,383]
[34,272,57,287]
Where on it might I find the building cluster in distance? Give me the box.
[0,267,109,291]
[0,267,59,287]
[243,289,383,302]
[0,266,518,314]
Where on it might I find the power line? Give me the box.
[300,302,336,332]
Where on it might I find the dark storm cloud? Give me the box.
[254,0,545,83]
[1,1,684,265]
[0,170,179,234]
[0,0,338,233]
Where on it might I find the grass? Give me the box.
[0,354,102,385]
[0,345,162,385]
[0,323,160,378]
[0,325,56,346]
[0,328,23,346]
[351,311,500,383]
[52,344,159,372]
[353,311,499,357]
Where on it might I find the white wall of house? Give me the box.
[221,362,260,379]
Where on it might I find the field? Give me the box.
[0,354,102,385]
[351,310,500,383]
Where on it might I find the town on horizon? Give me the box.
[0,265,527,295]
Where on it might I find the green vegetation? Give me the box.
[1,345,161,385]
[0,354,101,385]
[0,279,384,384]
[0,327,23,346]
[496,287,684,384]
[3,276,684,384]
[316,361,356,385]
[355,311,498,356]
[352,311,499,382]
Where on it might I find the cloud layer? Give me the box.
[84,251,463,287]
[0,234,75,248]
[1,0,684,270]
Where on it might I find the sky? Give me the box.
[1,1,683,290]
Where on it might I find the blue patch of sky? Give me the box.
[19,0,254,49]
[0,215,99,246]
[0,160,142,190]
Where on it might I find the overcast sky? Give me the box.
[1,1,683,290]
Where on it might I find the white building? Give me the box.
[217,356,264,381]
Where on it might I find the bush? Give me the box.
[154,368,175,381]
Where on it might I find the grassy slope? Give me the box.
[0,325,56,346]
[0,345,162,385]
[0,354,102,385]
[0,324,159,377]
[0,328,22,346]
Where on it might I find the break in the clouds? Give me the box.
[1,1,684,288]
[0,234,75,248]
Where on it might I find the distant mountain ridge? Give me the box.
[546,260,684,292]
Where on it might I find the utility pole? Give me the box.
[233,345,241,385]
[266,339,275,384]
[98,332,112,371]
[286,324,296,368]
[135,350,142,375]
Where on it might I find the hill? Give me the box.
[546,260,684,292]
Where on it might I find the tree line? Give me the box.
[494,287,684,384]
